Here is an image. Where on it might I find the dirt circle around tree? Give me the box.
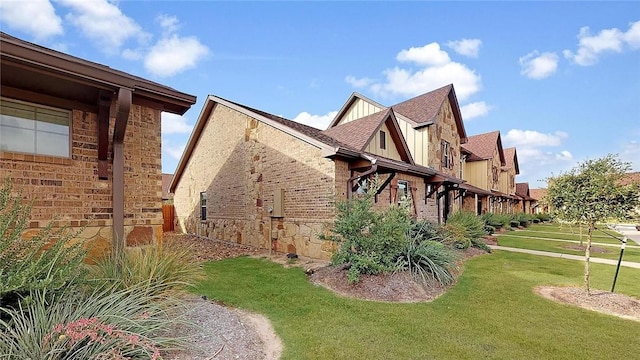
[535,285,640,322]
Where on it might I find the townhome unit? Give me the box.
[0,32,196,259]
[170,93,463,260]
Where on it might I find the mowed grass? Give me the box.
[194,253,640,360]
[497,236,640,263]
[513,224,623,245]
[496,223,640,263]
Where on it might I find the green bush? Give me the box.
[444,211,490,252]
[0,283,186,359]
[535,213,551,222]
[86,240,203,296]
[324,189,411,283]
[409,219,447,244]
[396,240,457,286]
[0,178,86,309]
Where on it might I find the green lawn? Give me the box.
[194,253,640,360]
[512,224,624,245]
[497,236,640,263]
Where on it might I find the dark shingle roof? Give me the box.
[516,182,530,197]
[503,147,520,174]
[461,131,505,165]
[392,84,452,124]
[321,110,389,151]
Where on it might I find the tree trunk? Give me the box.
[584,223,593,295]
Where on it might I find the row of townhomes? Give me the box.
[169,87,538,259]
[1,32,539,261]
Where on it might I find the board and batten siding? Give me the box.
[397,118,428,166]
[337,98,383,125]
[464,160,489,190]
[365,122,402,161]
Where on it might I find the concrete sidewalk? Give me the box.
[488,245,640,269]
[612,224,640,246]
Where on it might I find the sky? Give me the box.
[1,1,638,188]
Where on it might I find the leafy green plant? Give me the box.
[86,240,203,295]
[396,239,457,285]
[444,211,490,252]
[0,283,186,359]
[0,178,86,309]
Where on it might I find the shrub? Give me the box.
[444,211,490,252]
[396,240,457,286]
[409,219,448,244]
[0,178,86,309]
[0,283,186,359]
[86,240,203,295]
[535,213,551,222]
[324,189,412,283]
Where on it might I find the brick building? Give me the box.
[170,95,461,260]
[0,32,196,259]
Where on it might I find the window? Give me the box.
[379,130,386,150]
[398,180,409,203]
[200,192,207,221]
[0,98,70,157]
[441,140,450,169]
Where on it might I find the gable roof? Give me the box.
[461,131,506,166]
[530,188,547,201]
[329,84,467,143]
[1,32,195,115]
[162,173,174,200]
[170,95,463,193]
[515,182,532,199]
[321,108,413,163]
[327,92,386,129]
[503,147,520,175]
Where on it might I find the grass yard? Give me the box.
[512,224,624,245]
[497,236,640,263]
[496,223,640,263]
[194,252,640,360]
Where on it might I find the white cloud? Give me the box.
[555,150,573,160]
[157,14,179,35]
[446,39,482,58]
[162,112,193,135]
[58,0,144,51]
[396,42,451,66]
[564,20,640,66]
[163,142,187,161]
[503,129,568,147]
[460,101,491,120]
[345,75,374,88]
[620,140,640,171]
[292,111,338,130]
[144,34,209,77]
[348,42,482,102]
[374,62,481,101]
[0,0,63,39]
[502,129,573,184]
[519,51,559,79]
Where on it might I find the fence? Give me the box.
[162,204,175,232]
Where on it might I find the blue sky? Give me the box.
[1,1,638,188]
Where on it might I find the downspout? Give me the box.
[112,88,132,260]
[347,155,377,199]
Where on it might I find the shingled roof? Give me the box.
[461,131,506,166]
[322,110,390,151]
[530,188,547,201]
[503,147,520,175]
[329,84,467,142]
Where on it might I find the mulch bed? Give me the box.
[562,244,610,253]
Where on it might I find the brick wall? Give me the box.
[173,103,339,259]
[1,104,163,260]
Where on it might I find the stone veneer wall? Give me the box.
[0,104,163,260]
[173,104,340,260]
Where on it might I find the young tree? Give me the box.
[546,155,640,294]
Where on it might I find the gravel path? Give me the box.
[163,295,282,360]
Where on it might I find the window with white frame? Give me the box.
[0,98,70,157]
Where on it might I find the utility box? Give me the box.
[272,188,284,218]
